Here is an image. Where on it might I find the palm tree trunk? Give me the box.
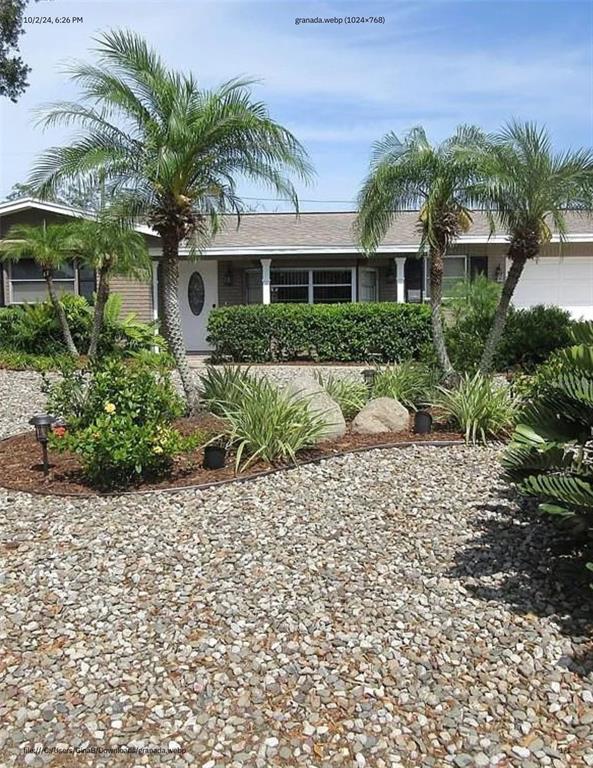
[88,266,110,358]
[428,246,456,383]
[479,255,527,374]
[44,271,79,357]
[160,231,198,411]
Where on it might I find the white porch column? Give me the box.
[395,257,406,304]
[261,258,272,305]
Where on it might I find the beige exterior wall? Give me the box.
[110,275,154,323]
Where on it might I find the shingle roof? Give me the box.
[205,210,593,251]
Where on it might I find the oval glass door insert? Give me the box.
[188,272,205,316]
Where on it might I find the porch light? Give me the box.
[223,265,233,286]
[29,414,56,475]
[386,261,396,283]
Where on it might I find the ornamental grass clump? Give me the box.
[434,372,519,444]
[47,357,201,489]
[314,372,368,420]
[371,361,437,410]
[198,364,256,416]
[219,377,327,470]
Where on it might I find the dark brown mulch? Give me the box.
[0,416,463,497]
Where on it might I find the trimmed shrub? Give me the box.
[207,303,432,363]
[447,302,573,373]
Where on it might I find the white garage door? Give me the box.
[511,256,593,320]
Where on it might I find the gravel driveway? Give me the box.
[1,370,592,767]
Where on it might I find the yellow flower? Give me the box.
[104,402,116,414]
[153,446,164,455]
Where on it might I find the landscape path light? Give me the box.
[413,404,433,435]
[29,414,56,475]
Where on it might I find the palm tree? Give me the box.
[28,30,312,408]
[357,126,484,381]
[66,216,150,357]
[0,222,79,355]
[475,121,593,374]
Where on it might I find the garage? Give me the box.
[511,255,593,320]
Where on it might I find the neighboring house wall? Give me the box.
[110,275,154,323]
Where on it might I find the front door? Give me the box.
[178,260,219,352]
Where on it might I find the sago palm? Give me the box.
[29,30,312,408]
[356,126,485,381]
[475,121,593,374]
[0,223,79,355]
[66,216,150,357]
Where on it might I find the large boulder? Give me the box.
[352,397,409,435]
[284,377,346,441]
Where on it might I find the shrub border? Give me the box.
[0,435,465,499]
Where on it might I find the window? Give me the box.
[245,270,262,304]
[188,271,205,315]
[246,267,356,305]
[271,269,309,303]
[424,256,468,298]
[9,258,76,303]
[312,269,352,304]
[359,268,378,302]
[442,256,466,296]
[77,264,97,300]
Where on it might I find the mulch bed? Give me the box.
[0,415,463,497]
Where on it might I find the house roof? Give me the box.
[0,198,157,238]
[3,199,593,255]
[201,210,593,255]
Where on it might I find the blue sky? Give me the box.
[1,0,592,210]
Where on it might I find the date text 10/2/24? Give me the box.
[24,16,84,24]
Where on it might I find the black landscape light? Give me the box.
[29,414,56,475]
[362,368,376,390]
[203,441,227,470]
[414,405,433,435]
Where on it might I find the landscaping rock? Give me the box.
[352,396,409,434]
[284,376,346,440]
[1,369,593,767]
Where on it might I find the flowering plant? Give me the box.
[56,413,203,489]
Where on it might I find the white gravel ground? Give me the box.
[1,370,592,768]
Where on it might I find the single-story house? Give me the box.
[2,197,593,352]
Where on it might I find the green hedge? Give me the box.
[447,304,573,373]
[207,303,432,363]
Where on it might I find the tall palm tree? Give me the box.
[66,216,150,357]
[28,30,312,408]
[0,222,79,356]
[357,126,484,381]
[475,121,593,374]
